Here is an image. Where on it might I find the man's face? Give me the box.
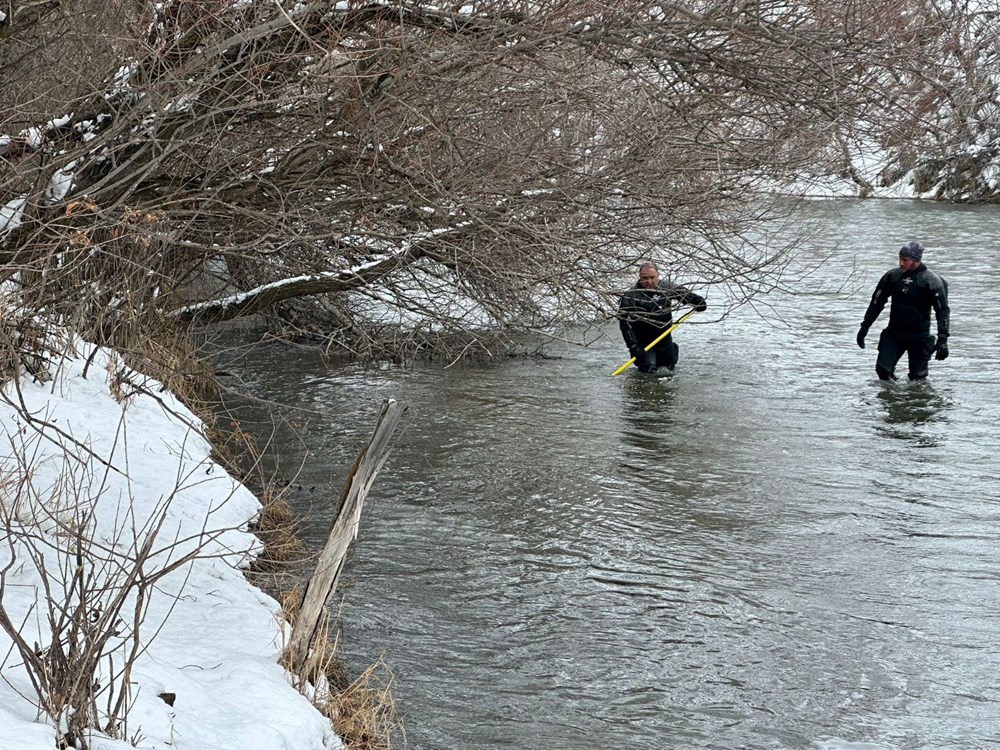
[898,256,920,272]
[638,266,660,289]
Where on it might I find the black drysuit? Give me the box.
[618,280,706,373]
[860,263,950,380]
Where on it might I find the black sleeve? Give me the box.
[932,275,950,340]
[861,272,891,329]
[681,289,707,311]
[664,281,706,311]
[617,294,639,350]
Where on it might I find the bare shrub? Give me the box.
[0,489,206,748]
[0,304,69,385]
[0,373,251,749]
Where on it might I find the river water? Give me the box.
[220,200,1000,750]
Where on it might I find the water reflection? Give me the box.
[619,371,678,454]
[873,379,950,445]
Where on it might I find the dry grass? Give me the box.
[124,332,220,409]
[280,589,401,750]
[165,365,310,575]
[323,656,401,750]
[278,584,306,621]
[248,481,309,573]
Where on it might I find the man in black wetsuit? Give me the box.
[857,241,950,381]
[618,261,707,373]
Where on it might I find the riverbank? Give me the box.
[0,334,342,750]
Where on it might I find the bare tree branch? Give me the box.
[4,0,995,360]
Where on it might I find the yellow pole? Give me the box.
[611,308,699,377]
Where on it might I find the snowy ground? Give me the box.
[0,338,341,750]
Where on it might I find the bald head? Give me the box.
[638,262,660,289]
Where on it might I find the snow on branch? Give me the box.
[170,226,465,324]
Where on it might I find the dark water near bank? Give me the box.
[221,200,1000,750]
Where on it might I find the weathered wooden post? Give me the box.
[284,397,406,674]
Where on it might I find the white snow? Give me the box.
[0,335,342,750]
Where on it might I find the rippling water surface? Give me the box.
[222,200,1000,750]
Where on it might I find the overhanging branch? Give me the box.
[168,226,473,324]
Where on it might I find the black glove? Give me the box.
[629,345,644,360]
[856,325,869,349]
[935,341,949,361]
[694,300,708,312]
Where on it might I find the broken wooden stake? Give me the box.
[284,397,406,673]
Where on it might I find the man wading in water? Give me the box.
[617,261,707,374]
[857,241,950,381]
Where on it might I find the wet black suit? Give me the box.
[860,263,949,380]
[618,280,706,373]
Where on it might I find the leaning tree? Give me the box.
[2,0,927,360]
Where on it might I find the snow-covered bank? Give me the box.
[0,339,341,750]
